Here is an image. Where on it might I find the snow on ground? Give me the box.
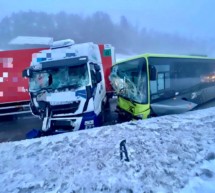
[1,107,215,193]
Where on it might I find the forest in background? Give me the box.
[0,11,214,56]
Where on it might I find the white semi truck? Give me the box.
[22,39,115,136]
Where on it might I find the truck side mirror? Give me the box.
[96,71,102,83]
[22,68,32,78]
[94,63,101,71]
[149,65,157,81]
[86,85,92,99]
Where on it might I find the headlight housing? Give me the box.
[84,120,94,129]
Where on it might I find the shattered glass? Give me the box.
[29,72,50,92]
[29,63,89,92]
[109,59,147,104]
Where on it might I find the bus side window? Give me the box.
[157,73,165,91]
[150,79,157,95]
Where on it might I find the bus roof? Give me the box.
[116,53,215,64]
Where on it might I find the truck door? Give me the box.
[90,63,105,115]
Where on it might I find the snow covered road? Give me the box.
[0,107,215,193]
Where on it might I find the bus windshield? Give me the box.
[29,63,89,92]
[110,58,147,104]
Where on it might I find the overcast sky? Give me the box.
[1,0,215,40]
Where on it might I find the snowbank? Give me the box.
[0,107,215,193]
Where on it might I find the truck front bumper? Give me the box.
[50,111,101,131]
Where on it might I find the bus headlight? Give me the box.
[136,114,143,119]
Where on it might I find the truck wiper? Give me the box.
[56,84,81,91]
[32,87,53,94]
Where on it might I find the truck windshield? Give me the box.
[29,63,89,92]
[110,58,147,104]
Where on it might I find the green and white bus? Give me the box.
[109,53,215,121]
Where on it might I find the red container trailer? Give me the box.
[0,48,47,116]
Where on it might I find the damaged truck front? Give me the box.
[23,39,115,136]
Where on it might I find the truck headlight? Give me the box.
[84,120,94,129]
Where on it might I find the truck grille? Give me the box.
[50,101,80,115]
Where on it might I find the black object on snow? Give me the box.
[120,139,130,162]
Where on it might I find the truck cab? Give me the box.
[23,39,115,133]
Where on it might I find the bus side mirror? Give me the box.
[150,65,157,80]
[22,68,32,78]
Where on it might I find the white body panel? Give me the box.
[27,39,115,131]
[31,42,102,67]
